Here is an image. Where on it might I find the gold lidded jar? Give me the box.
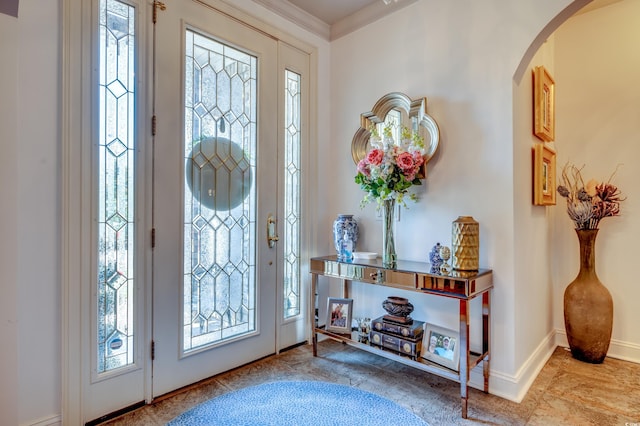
[451,216,479,271]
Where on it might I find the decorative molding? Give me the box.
[331,0,416,40]
[467,330,557,404]
[483,329,640,404]
[252,0,417,41]
[252,0,330,40]
[28,415,62,426]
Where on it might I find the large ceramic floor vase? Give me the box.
[563,229,613,364]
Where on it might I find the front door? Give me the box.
[151,1,279,396]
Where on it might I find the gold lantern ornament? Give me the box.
[451,216,479,271]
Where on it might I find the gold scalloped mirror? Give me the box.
[351,92,440,166]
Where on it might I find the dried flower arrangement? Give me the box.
[556,163,625,230]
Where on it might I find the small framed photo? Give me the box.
[532,143,556,206]
[423,323,460,371]
[533,65,555,142]
[325,297,353,334]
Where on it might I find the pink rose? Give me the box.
[412,152,424,168]
[366,149,384,166]
[397,152,415,173]
[357,159,370,176]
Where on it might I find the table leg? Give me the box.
[482,290,491,392]
[461,397,468,419]
[311,273,318,357]
[459,299,470,418]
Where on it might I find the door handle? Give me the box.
[267,214,279,248]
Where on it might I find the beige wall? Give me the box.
[328,0,586,401]
[513,34,558,390]
[552,0,640,359]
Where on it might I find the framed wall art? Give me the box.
[422,323,460,371]
[533,66,555,142]
[532,143,556,206]
[325,297,353,334]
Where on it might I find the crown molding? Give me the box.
[331,0,417,40]
[253,0,330,40]
[253,0,417,41]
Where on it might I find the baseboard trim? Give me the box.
[25,415,61,426]
[554,328,640,363]
[469,329,558,403]
[482,329,640,404]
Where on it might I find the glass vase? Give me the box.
[381,199,397,268]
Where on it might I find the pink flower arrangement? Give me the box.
[355,124,426,207]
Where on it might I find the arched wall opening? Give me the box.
[512,0,640,389]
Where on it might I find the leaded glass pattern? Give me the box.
[283,70,301,319]
[183,30,257,351]
[97,0,136,373]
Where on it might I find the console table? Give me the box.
[309,255,492,419]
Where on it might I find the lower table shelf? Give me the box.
[314,326,488,386]
[309,256,493,419]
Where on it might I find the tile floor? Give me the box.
[102,341,640,425]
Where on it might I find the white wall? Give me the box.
[0,2,60,425]
[552,0,640,360]
[327,0,579,400]
[17,1,62,423]
[513,36,558,392]
[0,10,20,426]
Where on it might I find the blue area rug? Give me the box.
[167,380,428,425]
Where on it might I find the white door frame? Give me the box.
[62,0,318,422]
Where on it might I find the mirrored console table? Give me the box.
[309,255,493,419]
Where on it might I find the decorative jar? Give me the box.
[451,216,479,271]
[382,296,414,324]
[333,214,358,260]
[429,242,443,273]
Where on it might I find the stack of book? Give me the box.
[369,316,424,360]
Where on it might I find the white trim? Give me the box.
[481,328,640,404]
[330,0,417,41]
[488,330,558,403]
[252,0,418,41]
[252,0,329,40]
[61,0,86,422]
[555,327,640,364]
[23,415,62,426]
[63,0,319,420]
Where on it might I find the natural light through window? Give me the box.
[182,29,257,351]
[284,70,301,319]
[97,0,136,373]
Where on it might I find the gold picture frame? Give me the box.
[532,143,556,206]
[533,66,555,142]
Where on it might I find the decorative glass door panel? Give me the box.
[283,70,301,320]
[183,30,257,351]
[97,0,136,375]
[151,1,278,397]
[82,0,146,421]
